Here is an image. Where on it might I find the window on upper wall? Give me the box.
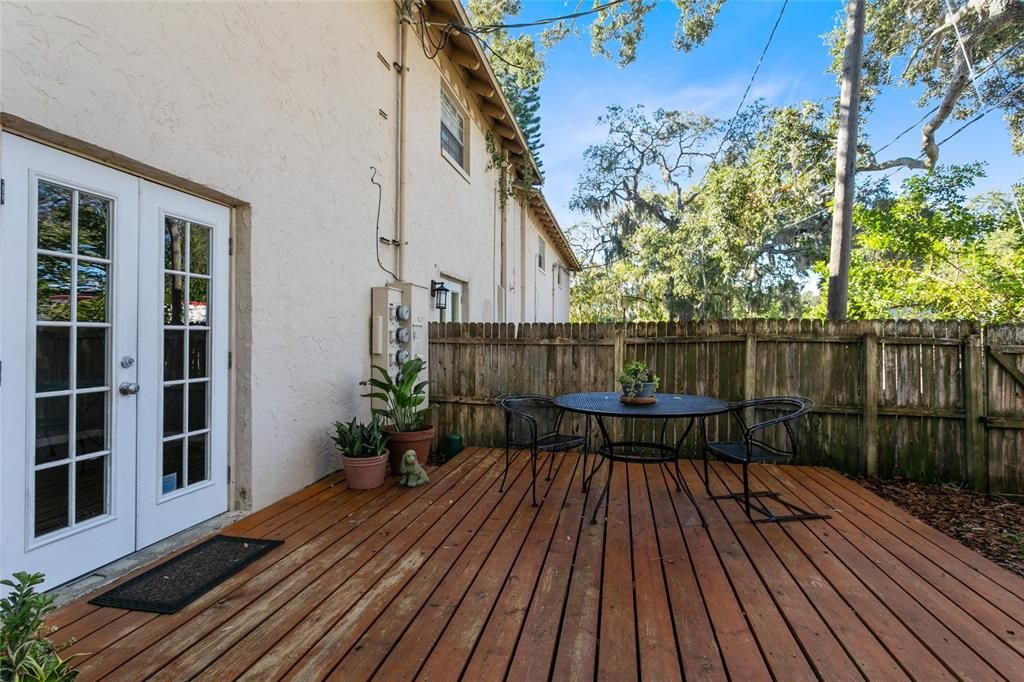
[440,88,466,171]
[556,265,563,287]
[537,236,546,271]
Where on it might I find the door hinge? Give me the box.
[227,465,232,483]
[228,351,233,370]
[228,237,234,255]
[1,178,6,205]
[0,360,3,386]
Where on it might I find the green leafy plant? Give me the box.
[618,360,659,397]
[330,417,387,459]
[1,572,77,681]
[360,358,429,432]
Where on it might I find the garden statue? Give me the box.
[399,449,429,487]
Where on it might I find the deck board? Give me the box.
[49,448,1024,681]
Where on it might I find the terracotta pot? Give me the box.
[384,424,435,470]
[341,450,389,490]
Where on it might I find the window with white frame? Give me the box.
[436,277,466,323]
[537,236,546,271]
[440,88,466,170]
[556,264,563,287]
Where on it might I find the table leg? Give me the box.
[590,415,614,525]
[674,417,708,528]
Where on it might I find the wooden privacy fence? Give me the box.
[428,320,1024,495]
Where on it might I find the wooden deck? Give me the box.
[51,447,1024,681]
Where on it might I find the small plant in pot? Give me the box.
[619,360,659,398]
[331,417,389,490]
[361,357,434,471]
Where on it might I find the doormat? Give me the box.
[88,535,283,614]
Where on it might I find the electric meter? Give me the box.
[396,327,411,344]
[396,349,410,365]
[395,304,411,321]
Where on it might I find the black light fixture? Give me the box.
[430,280,450,310]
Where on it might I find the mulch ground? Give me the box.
[853,476,1024,578]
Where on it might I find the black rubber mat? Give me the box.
[88,535,283,614]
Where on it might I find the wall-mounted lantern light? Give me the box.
[430,280,450,310]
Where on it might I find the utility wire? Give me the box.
[872,43,1019,156]
[695,0,790,189]
[370,167,399,281]
[776,79,1024,234]
[431,0,627,34]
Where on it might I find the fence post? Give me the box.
[743,333,757,401]
[963,333,987,492]
[612,324,625,391]
[862,331,879,476]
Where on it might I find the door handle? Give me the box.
[119,382,141,395]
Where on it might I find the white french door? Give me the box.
[0,134,229,588]
[136,182,229,547]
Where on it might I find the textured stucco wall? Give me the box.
[0,0,546,510]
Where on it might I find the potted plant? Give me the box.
[619,360,659,398]
[331,417,389,489]
[361,357,434,470]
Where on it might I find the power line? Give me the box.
[872,43,1019,156]
[695,0,790,189]
[466,0,627,33]
[777,79,1024,235]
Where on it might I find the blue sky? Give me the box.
[511,0,1022,232]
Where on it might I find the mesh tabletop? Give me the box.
[553,392,729,418]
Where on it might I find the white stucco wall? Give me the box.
[1,1,572,511]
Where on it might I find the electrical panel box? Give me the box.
[370,282,429,404]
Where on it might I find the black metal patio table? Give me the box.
[553,391,730,527]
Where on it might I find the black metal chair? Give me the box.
[495,394,587,506]
[703,396,829,523]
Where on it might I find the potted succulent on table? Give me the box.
[361,357,434,471]
[619,360,660,400]
[331,417,389,490]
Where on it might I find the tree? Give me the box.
[849,0,1024,169]
[570,102,843,319]
[826,0,866,320]
[810,165,1024,322]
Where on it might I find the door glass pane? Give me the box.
[162,439,185,492]
[37,181,73,253]
[33,179,114,539]
[76,393,107,455]
[188,382,207,431]
[164,216,187,271]
[37,255,72,321]
[164,330,185,380]
[187,434,208,485]
[189,331,208,378]
[163,385,185,437]
[190,223,210,275]
[77,193,110,258]
[36,327,70,392]
[165,274,187,325]
[36,396,70,464]
[75,456,107,522]
[35,465,70,536]
[188,278,208,326]
[77,261,108,322]
[77,327,107,388]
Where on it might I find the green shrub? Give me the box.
[1,572,77,681]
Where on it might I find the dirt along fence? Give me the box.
[427,320,1024,495]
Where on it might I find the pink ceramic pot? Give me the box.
[341,450,389,490]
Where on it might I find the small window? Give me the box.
[556,265,563,287]
[440,89,466,170]
[537,236,546,271]
[436,277,465,323]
